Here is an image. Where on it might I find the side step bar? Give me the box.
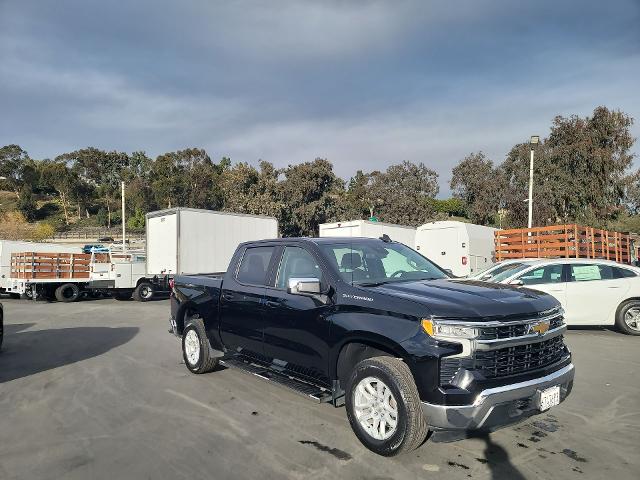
[220,357,332,403]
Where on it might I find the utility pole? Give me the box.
[528,136,539,229]
[121,181,126,253]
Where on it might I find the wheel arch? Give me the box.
[333,334,410,387]
[615,297,640,318]
[174,300,202,335]
[136,277,151,287]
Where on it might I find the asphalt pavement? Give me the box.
[0,298,638,479]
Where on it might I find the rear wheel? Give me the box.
[132,282,155,302]
[182,316,218,374]
[616,300,640,335]
[345,356,428,456]
[55,283,81,302]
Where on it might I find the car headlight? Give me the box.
[421,319,479,339]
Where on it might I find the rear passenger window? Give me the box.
[236,247,275,285]
[569,264,616,282]
[613,267,638,278]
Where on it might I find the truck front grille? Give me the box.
[440,335,568,384]
[475,315,564,340]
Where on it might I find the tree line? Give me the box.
[0,106,636,237]
[0,145,451,237]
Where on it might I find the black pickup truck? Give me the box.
[169,237,574,456]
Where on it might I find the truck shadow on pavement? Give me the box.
[0,324,138,383]
[479,434,527,480]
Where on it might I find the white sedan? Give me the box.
[472,258,640,335]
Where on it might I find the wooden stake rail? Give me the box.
[10,252,94,280]
[495,224,631,264]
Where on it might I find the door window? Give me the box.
[236,246,275,285]
[569,264,618,282]
[518,264,564,285]
[276,247,323,289]
[612,266,638,278]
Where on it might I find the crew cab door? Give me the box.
[219,245,277,357]
[262,245,332,386]
[564,263,630,325]
[512,263,568,310]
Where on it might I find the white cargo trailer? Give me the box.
[319,220,416,248]
[146,208,279,275]
[415,221,496,277]
[0,240,81,297]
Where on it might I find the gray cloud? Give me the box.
[1,0,639,196]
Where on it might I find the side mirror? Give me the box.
[509,279,524,286]
[288,277,321,295]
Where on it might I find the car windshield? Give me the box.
[475,262,525,280]
[319,240,448,285]
[488,263,534,283]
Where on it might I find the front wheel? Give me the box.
[345,356,428,456]
[616,300,640,335]
[182,317,218,374]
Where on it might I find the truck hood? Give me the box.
[366,279,558,320]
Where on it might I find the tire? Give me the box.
[616,300,640,335]
[345,356,428,456]
[113,290,133,301]
[54,283,81,303]
[182,316,218,374]
[132,282,155,302]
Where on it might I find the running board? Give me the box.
[219,357,332,403]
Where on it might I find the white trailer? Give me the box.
[0,240,82,298]
[415,221,496,277]
[146,208,279,275]
[319,220,416,248]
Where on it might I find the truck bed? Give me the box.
[175,273,224,288]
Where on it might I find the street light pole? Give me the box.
[121,181,126,254]
[528,136,539,229]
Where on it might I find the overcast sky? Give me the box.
[1,0,639,196]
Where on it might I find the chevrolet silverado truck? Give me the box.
[169,236,574,456]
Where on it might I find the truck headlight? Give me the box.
[422,319,479,339]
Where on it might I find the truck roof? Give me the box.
[239,237,398,246]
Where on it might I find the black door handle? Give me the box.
[265,300,280,308]
[222,292,234,301]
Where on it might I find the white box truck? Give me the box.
[146,208,279,276]
[319,220,416,248]
[94,208,279,301]
[415,221,496,277]
[0,240,82,298]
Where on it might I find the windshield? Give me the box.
[320,241,448,285]
[487,263,534,283]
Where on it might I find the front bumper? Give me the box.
[422,363,574,431]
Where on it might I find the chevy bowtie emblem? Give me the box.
[530,321,550,335]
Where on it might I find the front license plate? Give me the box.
[538,385,561,411]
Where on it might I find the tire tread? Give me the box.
[347,356,428,455]
[184,317,218,374]
[616,300,640,336]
